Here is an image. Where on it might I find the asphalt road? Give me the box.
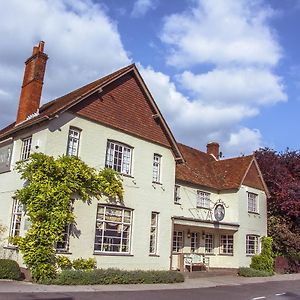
[0,280,299,300]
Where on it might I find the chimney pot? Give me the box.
[207,142,220,160]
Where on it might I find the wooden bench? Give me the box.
[183,253,210,272]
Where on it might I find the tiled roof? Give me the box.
[0,64,134,140]
[176,143,255,191]
[0,64,183,161]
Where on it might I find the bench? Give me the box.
[183,253,210,272]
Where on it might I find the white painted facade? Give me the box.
[0,107,267,272]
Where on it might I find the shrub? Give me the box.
[238,267,273,277]
[56,256,72,270]
[42,269,185,285]
[275,256,289,274]
[250,237,274,273]
[72,257,96,270]
[0,259,22,280]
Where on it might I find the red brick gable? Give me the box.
[242,160,265,190]
[71,72,172,148]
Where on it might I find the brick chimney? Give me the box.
[16,41,48,124]
[207,142,220,160]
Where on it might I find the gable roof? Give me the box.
[0,64,183,161]
[176,143,268,194]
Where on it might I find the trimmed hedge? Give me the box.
[238,267,273,277]
[0,259,22,280]
[42,269,185,285]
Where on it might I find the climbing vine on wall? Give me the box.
[12,153,123,282]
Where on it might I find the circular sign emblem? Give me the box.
[214,204,225,221]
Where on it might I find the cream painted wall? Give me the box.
[0,112,177,270]
[171,182,267,269]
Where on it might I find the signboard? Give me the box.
[0,142,13,173]
[214,204,225,222]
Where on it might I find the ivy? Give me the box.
[12,153,123,282]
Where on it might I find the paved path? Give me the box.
[0,273,300,293]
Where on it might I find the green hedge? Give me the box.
[0,259,22,280]
[250,237,274,273]
[42,269,185,285]
[238,267,273,277]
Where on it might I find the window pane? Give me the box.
[9,199,23,242]
[94,205,132,253]
[152,154,161,183]
[105,141,132,175]
[174,185,180,204]
[172,231,183,252]
[149,212,159,254]
[205,234,214,254]
[67,128,81,156]
[248,193,258,213]
[197,191,210,208]
[21,137,32,160]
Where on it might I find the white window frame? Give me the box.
[174,185,181,204]
[190,232,198,253]
[94,205,132,253]
[21,136,32,160]
[172,231,183,253]
[67,127,81,156]
[246,235,260,255]
[205,234,214,254]
[220,234,234,255]
[152,154,161,183]
[9,199,23,242]
[105,141,133,175]
[248,192,258,213]
[55,224,71,252]
[149,212,159,255]
[197,191,210,208]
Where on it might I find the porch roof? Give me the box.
[172,216,240,231]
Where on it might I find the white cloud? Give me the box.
[223,127,263,156]
[0,0,130,128]
[160,0,281,68]
[140,64,260,155]
[156,0,287,155]
[131,0,157,18]
[179,67,287,106]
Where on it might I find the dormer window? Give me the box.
[105,141,132,175]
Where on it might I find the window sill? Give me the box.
[246,254,257,257]
[121,174,134,179]
[152,181,162,185]
[149,254,160,257]
[3,245,18,251]
[93,252,133,257]
[248,211,260,215]
[204,253,216,256]
[174,202,181,205]
[56,251,72,255]
[218,253,234,256]
[196,206,210,210]
[0,170,12,175]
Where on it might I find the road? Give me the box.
[0,280,299,300]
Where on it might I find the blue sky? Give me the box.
[0,0,299,157]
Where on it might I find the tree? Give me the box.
[12,153,123,282]
[255,148,300,261]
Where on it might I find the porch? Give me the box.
[171,216,239,271]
